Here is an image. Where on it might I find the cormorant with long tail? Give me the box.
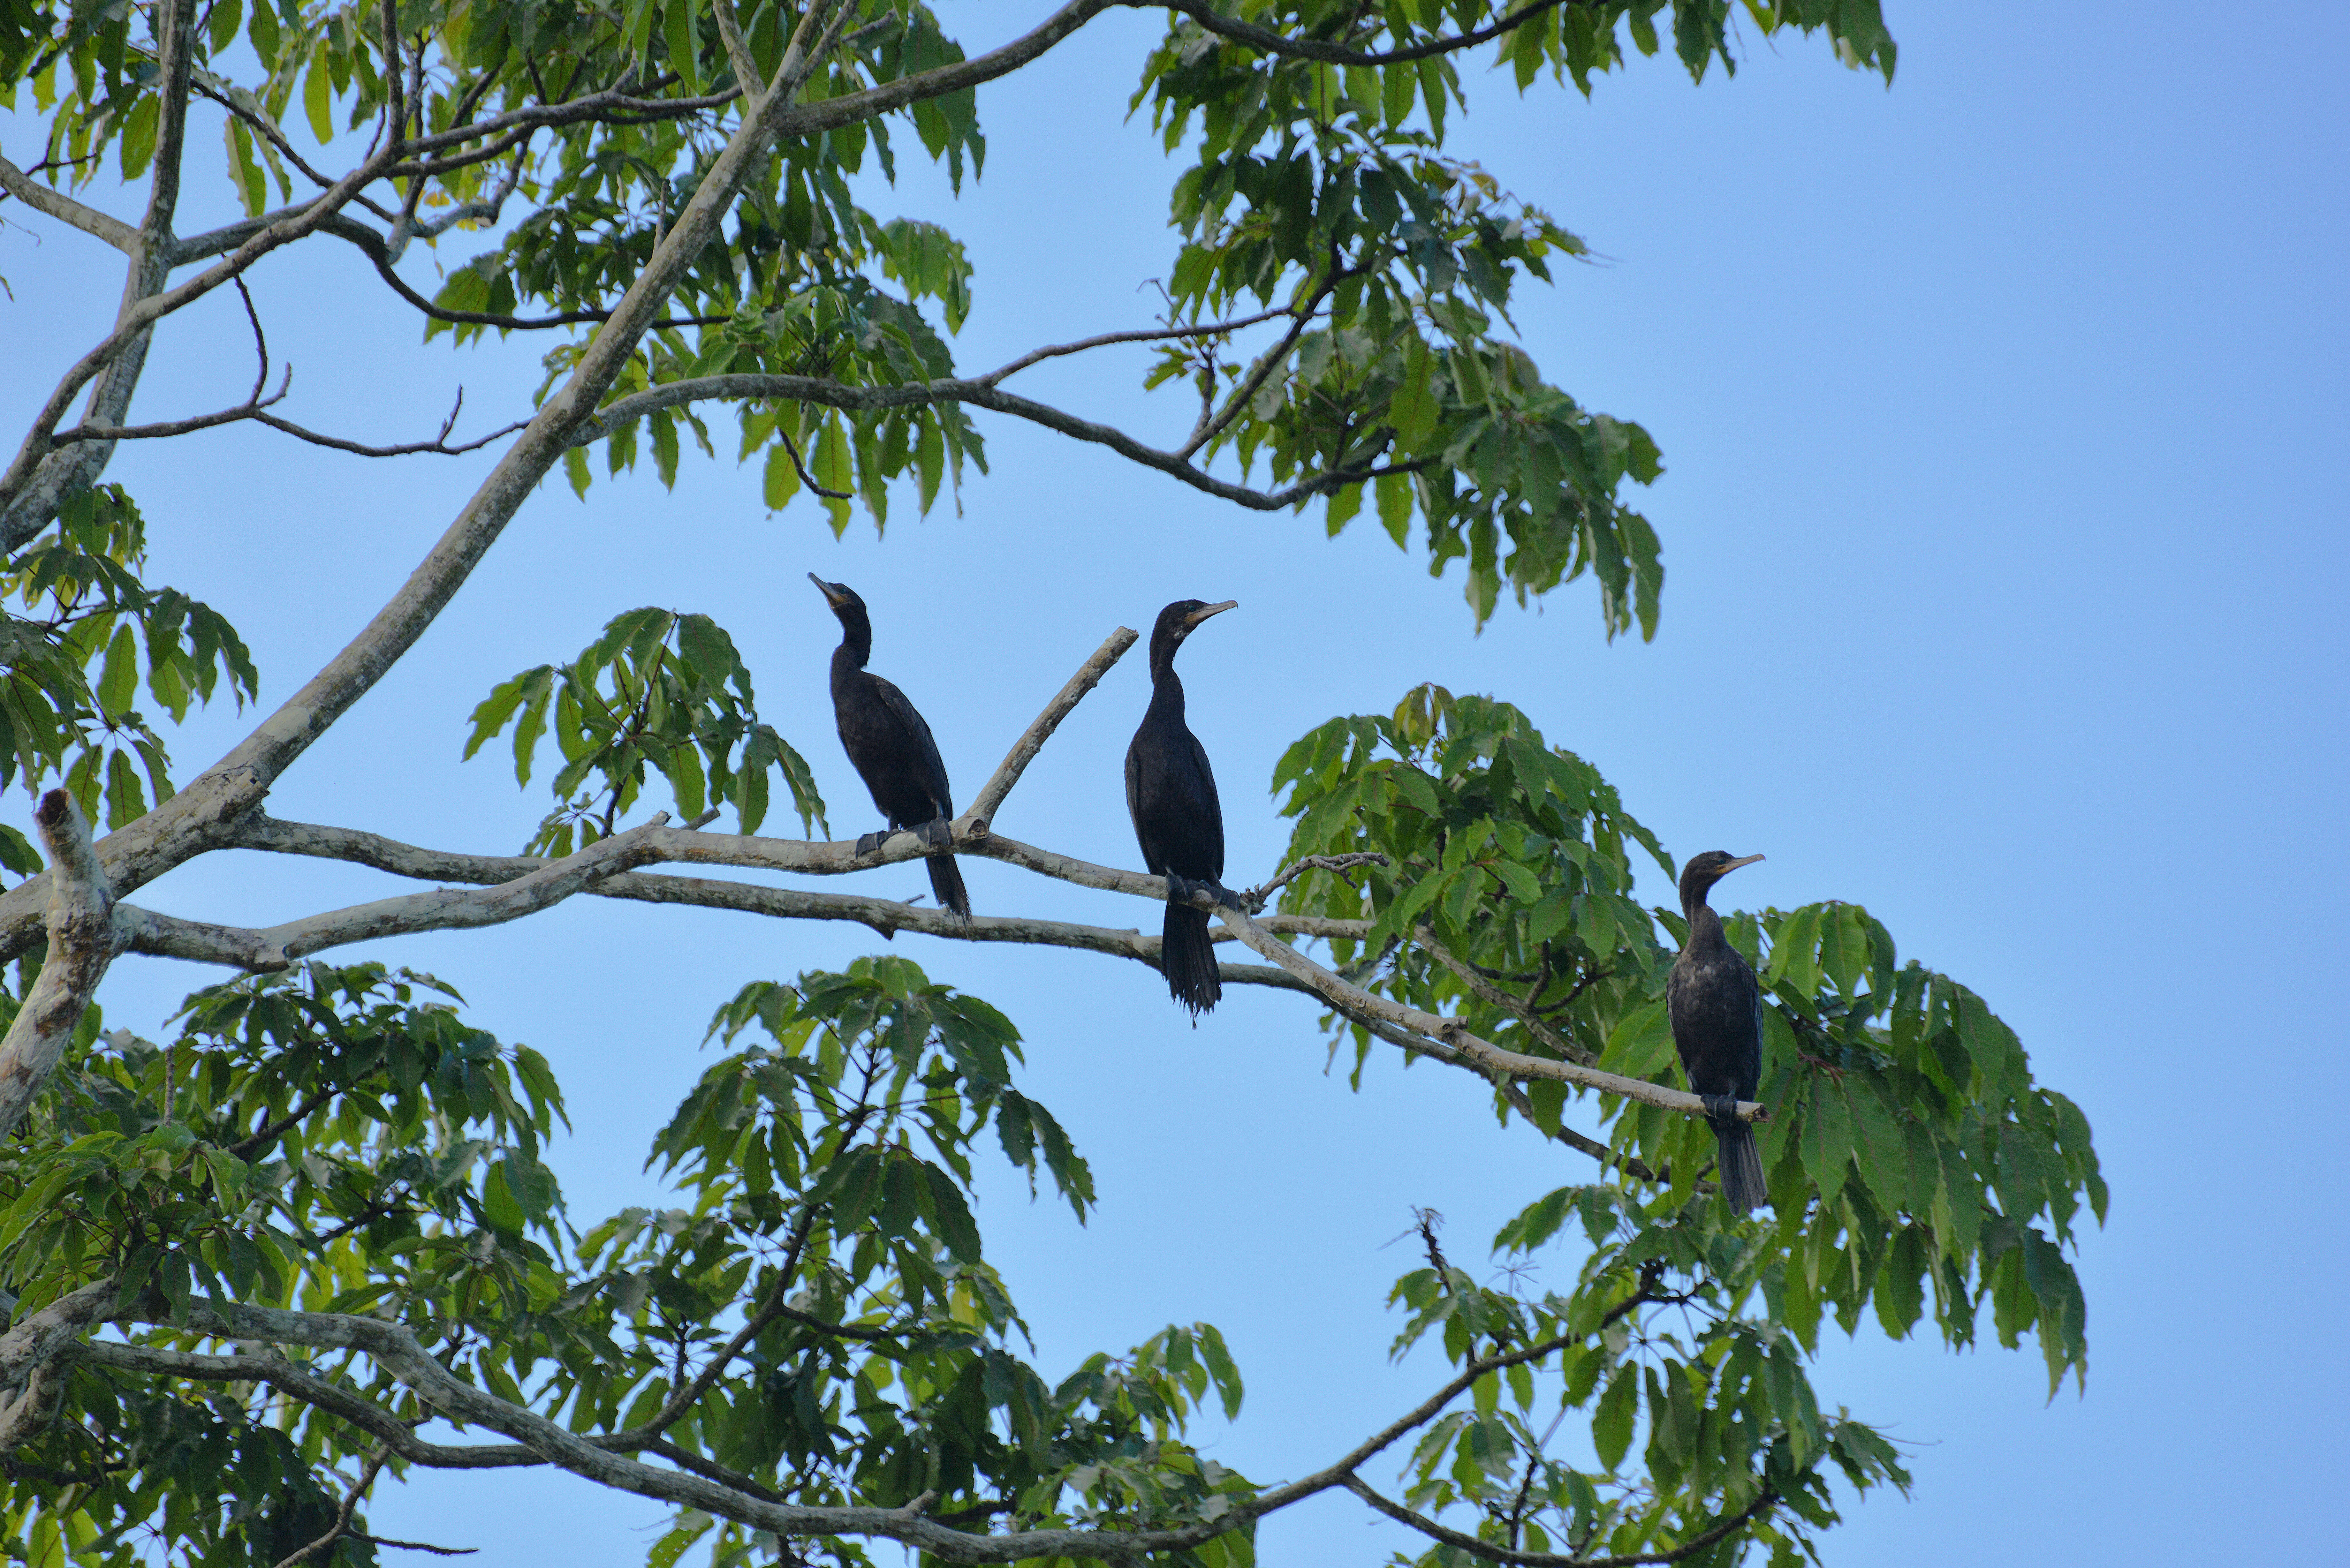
[1667,850,1769,1212]
[1125,599,1238,1015]
[809,574,970,918]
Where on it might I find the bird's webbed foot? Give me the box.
[854,830,886,858]
[1164,873,1195,905]
[1202,879,1243,912]
[1698,1092,1742,1126]
[917,817,955,851]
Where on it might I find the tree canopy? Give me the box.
[0,1,2103,1565]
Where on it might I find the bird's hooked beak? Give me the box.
[807,572,850,607]
[1719,854,1766,875]
[1183,600,1238,628]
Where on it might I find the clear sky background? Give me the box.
[4,1,2346,1562]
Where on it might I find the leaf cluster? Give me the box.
[0,484,256,850]
[1273,684,2102,1412]
[464,604,827,852]
[1,960,565,1567]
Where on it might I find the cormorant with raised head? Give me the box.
[809,574,970,918]
[1125,598,1238,1015]
[1667,850,1769,1212]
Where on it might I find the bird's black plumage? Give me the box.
[1125,598,1237,1015]
[810,574,969,918]
[1666,849,1769,1212]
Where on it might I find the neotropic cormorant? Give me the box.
[1667,850,1769,1212]
[1125,598,1238,1015]
[809,574,970,918]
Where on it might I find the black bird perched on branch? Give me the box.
[1126,598,1238,1015]
[809,574,970,918]
[1667,849,1769,1212]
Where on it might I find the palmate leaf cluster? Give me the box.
[463,605,829,853]
[0,484,257,854]
[9,0,1891,633]
[1269,684,2102,1559]
[0,957,1265,1568]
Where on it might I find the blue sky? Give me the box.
[3,1,2345,1562]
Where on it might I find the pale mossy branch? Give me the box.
[0,793,119,1143]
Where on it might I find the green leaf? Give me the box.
[1592,1362,1637,1470]
[1391,336,1438,449]
[97,624,136,716]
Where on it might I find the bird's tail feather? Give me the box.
[928,853,970,919]
[1713,1118,1769,1213]
[1162,900,1221,1015]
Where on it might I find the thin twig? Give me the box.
[1243,852,1388,913]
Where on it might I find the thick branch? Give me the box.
[959,626,1137,829]
[0,0,198,549]
[0,156,139,251]
[0,1278,118,1450]
[0,793,118,1142]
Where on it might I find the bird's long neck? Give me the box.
[831,612,872,673]
[1146,638,1187,724]
[1682,890,1727,951]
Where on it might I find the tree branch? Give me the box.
[0,155,139,252]
[0,0,198,549]
[565,371,1424,512]
[773,0,1118,139]
[0,1278,118,1450]
[959,626,1137,830]
[974,303,1304,386]
[1341,1473,1778,1567]
[1418,923,1596,1066]
[1135,0,1582,68]
[1209,904,1762,1121]
[0,793,118,1142]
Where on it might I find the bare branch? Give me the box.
[49,276,294,448]
[0,155,139,252]
[1138,0,1581,68]
[770,420,853,498]
[711,0,764,100]
[959,626,1138,830]
[0,0,199,549]
[243,401,531,459]
[1180,251,1348,458]
[1242,852,1389,913]
[0,1278,118,1449]
[975,303,1303,386]
[0,793,118,1142]
[0,139,412,523]
[774,0,1117,139]
[1342,1473,1778,1567]
[565,371,1433,512]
